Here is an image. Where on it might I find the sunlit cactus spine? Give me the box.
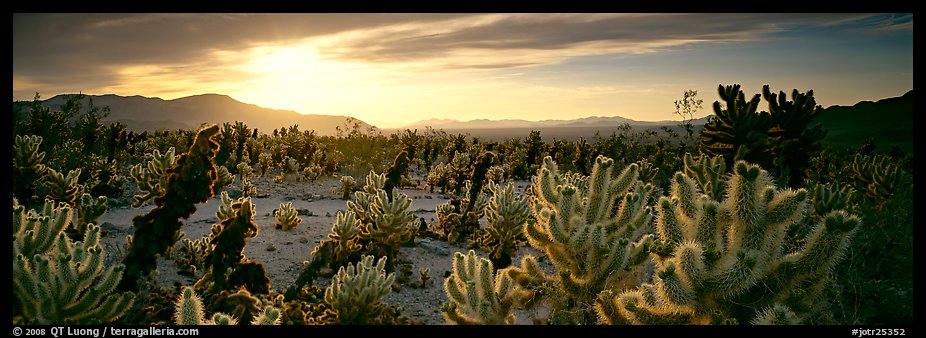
[313,210,364,267]
[237,161,257,198]
[481,181,530,269]
[507,155,655,324]
[214,165,235,192]
[129,147,177,208]
[435,181,488,244]
[324,255,396,324]
[348,171,418,270]
[596,161,860,325]
[442,250,517,325]
[13,199,135,324]
[118,125,220,292]
[43,168,82,206]
[683,153,727,201]
[71,193,109,242]
[13,134,48,204]
[173,286,237,325]
[258,152,274,176]
[339,175,356,200]
[274,202,302,231]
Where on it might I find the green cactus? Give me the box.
[507,155,655,324]
[250,306,282,325]
[70,193,108,242]
[426,162,452,193]
[119,125,220,292]
[324,255,396,324]
[847,153,903,206]
[480,181,530,269]
[176,235,212,275]
[43,168,82,206]
[346,171,418,270]
[13,199,135,324]
[435,181,488,244]
[810,182,856,219]
[129,147,177,208]
[237,161,257,198]
[683,153,727,201]
[274,202,302,231]
[214,165,235,192]
[442,250,518,325]
[173,286,240,325]
[596,161,860,324]
[13,134,48,204]
[700,84,771,168]
[258,152,274,176]
[313,210,364,269]
[339,175,356,200]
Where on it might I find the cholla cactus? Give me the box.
[258,152,274,176]
[683,153,727,201]
[507,155,655,324]
[173,286,239,325]
[274,202,302,231]
[347,171,417,269]
[13,134,48,204]
[481,181,530,269]
[426,162,452,193]
[313,211,364,267]
[216,191,236,222]
[303,164,324,182]
[205,197,260,293]
[339,175,356,200]
[442,250,517,325]
[177,236,212,273]
[237,161,257,198]
[214,165,235,192]
[250,306,282,325]
[119,125,220,292]
[129,147,177,208]
[43,168,82,206]
[71,193,108,241]
[324,255,396,324]
[810,182,856,218]
[281,156,299,175]
[847,153,902,205]
[13,199,135,324]
[596,161,860,325]
[435,180,489,244]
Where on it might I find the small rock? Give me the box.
[284,196,295,201]
[443,271,452,278]
[284,241,293,246]
[325,212,332,217]
[424,195,432,199]
[266,244,277,252]
[297,208,313,216]
[418,239,450,256]
[298,237,309,244]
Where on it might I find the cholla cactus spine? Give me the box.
[324,255,396,324]
[507,155,655,324]
[72,193,108,241]
[43,168,82,206]
[339,175,356,200]
[173,286,241,325]
[214,165,236,192]
[129,147,176,208]
[13,200,135,324]
[442,250,517,325]
[596,161,860,324]
[274,202,302,231]
[482,181,530,269]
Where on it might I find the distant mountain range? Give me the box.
[402,115,712,130]
[15,93,371,136]
[816,89,913,152]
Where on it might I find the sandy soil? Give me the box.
[98,174,552,325]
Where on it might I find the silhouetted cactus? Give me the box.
[762,85,827,188]
[13,134,48,204]
[595,161,860,324]
[129,147,177,208]
[382,150,410,201]
[441,250,518,325]
[480,181,530,269]
[700,84,771,167]
[324,255,396,324]
[507,155,655,324]
[203,197,264,293]
[13,199,135,324]
[274,202,302,231]
[118,125,220,292]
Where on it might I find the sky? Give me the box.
[12,13,913,128]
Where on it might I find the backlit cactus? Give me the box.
[173,286,240,325]
[682,153,727,201]
[324,255,396,324]
[129,147,177,208]
[507,155,655,324]
[119,125,220,292]
[43,168,82,206]
[596,161,860,324]
[204,197,261,293]
[339,175,356,200]
[13,134,48,204]
[214,165,235,192]
[13,199,135,324]
[848,153,903,205]
[481,181,530,269]
[274,202,302,231]
[71,193,108,242]
[442,250,517,325]
[312,210,364,268]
